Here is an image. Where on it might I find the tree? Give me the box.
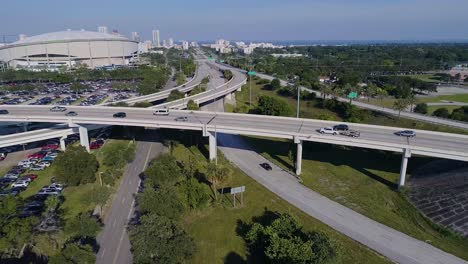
[257,95,292,116]
[54,146,98,186]
[137,185,184,220]
[270,78,281,90]
[181,177,210,209]
[414,103,428,114]
[366,83,379,102]
[223,69,233,80]
[175,72,186,86]
[393,98,409,118]
[102,141,136,168]
[167,90,184,102]
[187,99,199,110]
[205,162,231,200]
[44,196,61,213]
[406,95,417,112]
[129,214,195,264]
[48,243,95,264]
[133,101,153,108]
[432,107,450,118]
[64,213,102,240]
[244,211,335,264]
[144,154,183,187]
[376,88,388,108]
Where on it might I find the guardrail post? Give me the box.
[398,148,411,188]
[294,136,303,175]
[60,136,67,151]
[79,126,90,152]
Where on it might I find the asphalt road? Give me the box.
[1,106,468,161]
[96,133,164,264]
[217,133,467,264]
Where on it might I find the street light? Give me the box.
[296,84,300,118]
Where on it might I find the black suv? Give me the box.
[113,112,127,118]
[0,109,9,114]
[260,162,272,171]
[333,124,349,131]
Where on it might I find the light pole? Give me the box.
[296,84,300,118]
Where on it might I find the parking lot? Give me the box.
[0,80,139,106]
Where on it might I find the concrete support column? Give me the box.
[399,148,411,188]
[208,131,217,161]
[60,136,67,151]
[79,126,90,152]
[294,136,303,175]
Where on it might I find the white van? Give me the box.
[153,108,170,116]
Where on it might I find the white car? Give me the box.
[37,188,60,196]
[50,106,67,112]
[45,153,58,158]
[153,109,169,116]
[18,159,34,167]
[12,181,29,188]
[49,183,64,191]
[37,161,51,168]
[318,127,338,135]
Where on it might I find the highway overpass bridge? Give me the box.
[1,105,468,188]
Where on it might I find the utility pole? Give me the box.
[249,56,253,109]
[296,84,300,118]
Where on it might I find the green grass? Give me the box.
[242,136,468,261]
[427,105,460,115]
[418,94,468,104]
[173,144,390,264]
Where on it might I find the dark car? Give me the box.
[113,112,126,118]
[333,124,349,131]
[65,111,78,116]
[394,130,416,137]
[340,129,360,138]
[0,109,9,114]
[260,162,272,171]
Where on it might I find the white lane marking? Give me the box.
[100,248,106,257]
[121,197,126,204]
[129,179,132,185]
[112,219,117,228]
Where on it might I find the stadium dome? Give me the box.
[0,30,138,71]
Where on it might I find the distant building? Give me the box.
[182,41,189,50]
[152,30,160,47]
[18,34,27,41]
[168,38,174,47]
[98,26,108,34]
[190,41,198,47]
[271,53,303,58]
[131,32,140,42]
[449,64,468,81]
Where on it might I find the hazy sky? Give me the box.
[1,0,467,42]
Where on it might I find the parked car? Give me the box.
[42,156,55,162]
[90,141,104,150]
[12,181,29,188]
[333,124,349,131]
[0,109,9,114]
[29,165,45,171]
[42,144,59,150]
[153,109,169,116]
[4,173,20,179]
[174,116,188,122]
[0,153,5,161]
[113,112,126,118]
[340,129,361,138]
[65,111,78,116]
[260,162,272,171]
[23,174,38,180]
[45,153,58,158]
[394,130,416,137]
[37,188,61,196]
[318,127,338,135]
[49,183,64,191]
[50,106,67,112]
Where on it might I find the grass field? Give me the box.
[241,136,468,260]
[173,144,390,264]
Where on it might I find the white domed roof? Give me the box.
[12,30,130,45]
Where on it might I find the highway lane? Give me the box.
[1,105,468,161]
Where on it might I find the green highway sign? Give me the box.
[248,71,257,76]
[347,92,358,99]
[208,57,215,61]
[219,60,225,63]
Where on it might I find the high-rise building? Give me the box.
[182,41,189,50]
[168,38,174,47]
[98,26,108,34]
[131,32,140,42]
[152,30,160,47]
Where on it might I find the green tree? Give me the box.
[44,196,61,213]
[257,95,292,116]
[393,98,409,118]
[433,107,450,118]
[414,103,428,114]
[167,90,184,102]
[48,243,95,264]
[175,72,186,86]
[245,212,335,264]
[187,99,199,110]
[64,213,102,239]
[223,69,233,80]
[133,101,153,108]
[144,154,183,187]
[130,214,195,264]
[205,162,231,200]
[102,141,136,168]
[270,78,282,90]
[182,177,210,209]
[138,185,184,219]
[54,146,98,186]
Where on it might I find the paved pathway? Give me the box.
[96,134,163,264]
[217,133,467,264]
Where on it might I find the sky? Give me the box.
[1,0,467,42]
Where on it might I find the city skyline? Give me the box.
[0,0,467,42]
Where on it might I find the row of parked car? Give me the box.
[0,139,67,198]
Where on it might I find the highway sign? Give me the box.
[219,60,225,63]
[247,71,257,76]
[348,92,358,99]
[208,57,214,61]
[231,186,245,195]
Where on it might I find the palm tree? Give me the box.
[393,98,409,118]
[406,95,417,112]
[376,88,388,108]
